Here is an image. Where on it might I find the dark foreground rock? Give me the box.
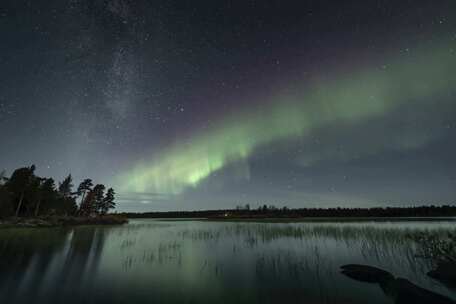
[340,264,394,284]
[340,264,455,304]
[428,262,456,289]
[0,215,128,228]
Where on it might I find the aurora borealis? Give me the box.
[1,1,456,211]
[118,42,456,196]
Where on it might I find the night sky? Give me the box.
[1,1,456,211]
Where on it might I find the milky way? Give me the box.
[1,1,456,211]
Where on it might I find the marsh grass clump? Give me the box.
[413,231,456,264]
[411,230,456,288]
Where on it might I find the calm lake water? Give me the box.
[0,219,455,304]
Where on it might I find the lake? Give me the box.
[0,219,455,304]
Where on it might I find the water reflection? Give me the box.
[0,227,112,304]
[0,220,455,304]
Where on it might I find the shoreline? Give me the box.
[121,205,456,220]
[3,214,455,228]
[136,216,456,223]
[205,216,456,222]
[141,216,456,223]
[0,215,128,229]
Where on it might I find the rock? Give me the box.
[340,264,394,284]
[393,278,455,304]
[428,262,456,289]
[340,264,456,304]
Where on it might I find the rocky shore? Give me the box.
[0,215,128,228]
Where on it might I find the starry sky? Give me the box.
[1,0,456,212]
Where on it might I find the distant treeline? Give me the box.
[122,205,456,219]
[0,165,116,218]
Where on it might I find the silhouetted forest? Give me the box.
[0,165,116,218]
[123,204,456,219]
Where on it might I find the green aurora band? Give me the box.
[116,43,456,196]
